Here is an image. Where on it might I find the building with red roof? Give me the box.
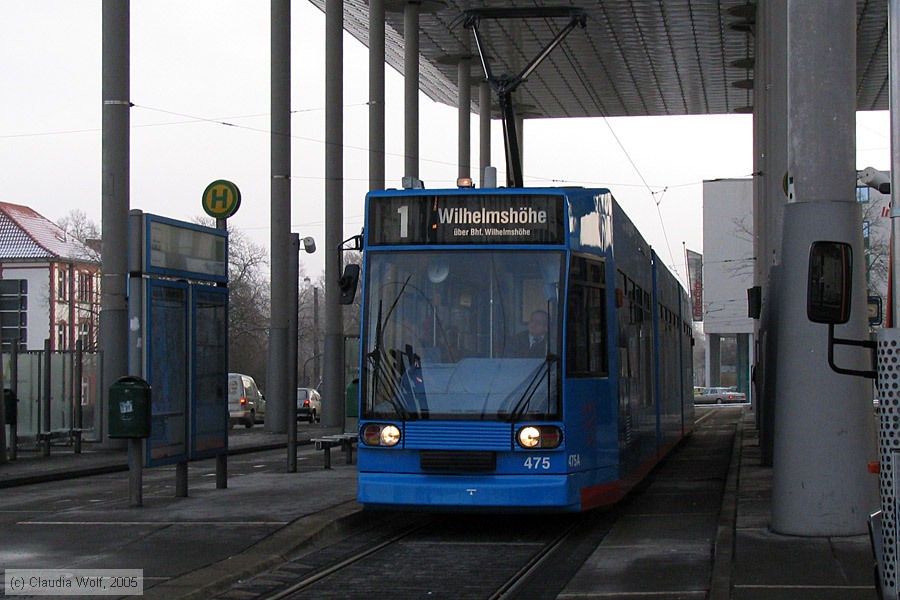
[0,202,100,352]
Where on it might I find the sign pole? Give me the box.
[287,234,299,472]
[202,180,239,488]
[216,216,228,489]
[127,209,144,507]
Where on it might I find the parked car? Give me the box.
[297,387,322,423]
[695,386,747,405]
[228,373,265,428]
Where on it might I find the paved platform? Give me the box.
[0,409,879,599]
[561,408,876,600]
[0,426,299,488]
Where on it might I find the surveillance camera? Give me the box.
[302,237,316,254]
[857,167,891,195]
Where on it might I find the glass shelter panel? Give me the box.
[11,352,40,437]
[192,287,228,458]
[362,250,564,421]
[147,281,188,465]
[2,349,102,442]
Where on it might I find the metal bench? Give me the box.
[312,433,357,469]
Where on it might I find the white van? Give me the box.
[228,373,265,428]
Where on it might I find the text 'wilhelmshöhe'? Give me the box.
[436,206,548,226]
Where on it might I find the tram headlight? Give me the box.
[516,425,563,449]
[361,423,402,447]
[380,424,401,446]
[518,426,542,448]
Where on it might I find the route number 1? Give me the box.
[397,205,408,239]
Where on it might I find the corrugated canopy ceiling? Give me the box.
[311,0,888,118]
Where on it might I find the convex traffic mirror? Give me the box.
[807,241,852,325]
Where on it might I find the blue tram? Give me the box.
[355,186,693,512]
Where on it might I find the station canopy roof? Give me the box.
[311,0,888,118]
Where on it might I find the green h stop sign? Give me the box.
[202,180,241,219]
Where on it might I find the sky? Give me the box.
[0,1,892,286]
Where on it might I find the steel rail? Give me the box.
[261,519,432,600]
[488,515,586,600]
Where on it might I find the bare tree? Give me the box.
[297,250,362,388]
[192,217,275,387]
[723,214,756,280]
[692,327,706,386]
[228,228,273,385]
[57,209,101,261]
[728,204,889,309]
[862,200,889,301]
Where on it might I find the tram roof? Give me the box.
[310,0,888,117]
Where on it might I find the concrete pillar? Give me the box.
[736,333,750,398]
[753,2,767,298]
[404,2,419,180]
[100,0,130,444]
[757,0,788,466]
[369,0,385,191]
[706,334,721,387]
[322,0,345,428]
[763,0,788,277]
[458,57,471,180]
[479,80,491,187]
[891,0,900,322]
[754,0,788,282]
[751,0,767,432]
[759,263,780,455]
[266,0,291,433]
[772,0,877,535]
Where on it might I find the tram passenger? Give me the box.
[507,310,549,358]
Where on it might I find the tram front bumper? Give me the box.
[358,472,579,511]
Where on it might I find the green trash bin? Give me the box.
[109,376,152,438]
[345,378,359,418]
[3,389,16,424]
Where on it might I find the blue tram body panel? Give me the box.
[358,472,581,511]
[561,378,620,472]
[355,186,692,512]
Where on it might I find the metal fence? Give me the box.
[3,342,103,449]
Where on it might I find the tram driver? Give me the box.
[506,309,550,358]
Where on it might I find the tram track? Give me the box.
[218,509,614,600]
[262,517,433,600]
[487,515,588,600]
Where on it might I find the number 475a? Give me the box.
[524,456,550,470]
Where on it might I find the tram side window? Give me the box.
[566,257,608,377]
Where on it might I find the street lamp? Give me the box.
[302,352,324,388]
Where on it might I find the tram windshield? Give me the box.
[362,250,564,421]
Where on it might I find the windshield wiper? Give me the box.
[367,299,408,420]
[369,347,409,420]
[383,275,411,325]
[366,276,415,420]
[506,354,557,422]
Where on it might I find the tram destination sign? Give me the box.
[369,194,565,245]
